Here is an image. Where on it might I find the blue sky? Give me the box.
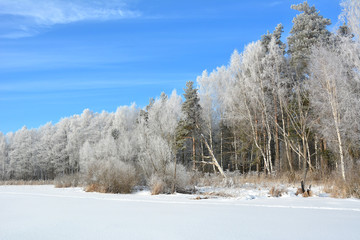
[0,0,342,133]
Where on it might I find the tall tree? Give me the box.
[241,41,273,174]
[261,24,287,173]
[8,127,36,180]
[52,118,70,176]
[146,90,183,185]
[261,23,286,53]
[36,123,55,179]
[340,0,360,39]
[308,37,360,181]
[180,81,202,170]
[288,1,331,77]
[262,36,294,173]
[0,133,7,179]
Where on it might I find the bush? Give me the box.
[324,168,360,198]
[269,186,287,197]
[54,174,81,188]
[84,160,138,194]
[148,163,194,195]
[149,175,165,195]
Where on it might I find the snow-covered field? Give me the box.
[1,185,359,240]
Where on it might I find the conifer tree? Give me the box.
[288,1,331,77]
[180,81,202,170]
[261,23,286,53]
[337,22,354,38]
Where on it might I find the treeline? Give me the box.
[186,1,360,183]
[1,1,360,190]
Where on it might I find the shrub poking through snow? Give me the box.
[149,175,165,195]
[84,161,138,194]
[147,163,193,195]
[269,186,287,197]
[295,181,313,197]
[324,169,360,198]
[54,174,81,188]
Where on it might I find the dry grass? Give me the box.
[85,183,104,193]
[54,174,81,188]
[302,190,313,197]
[197,170,328,189]
[269,186,288,197]
[195,170,347,198]
[192,191,234,200]
[2,166,359,199]
[150,180,165,195]
[196,172,289,189]
[147,163,194,195]
[193,196,209,200]
[294,187,313,197]
[203,191,234,198]
[0,180,54,185]
[323,169,360,198]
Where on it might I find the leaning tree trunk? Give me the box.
[200,133,226,178]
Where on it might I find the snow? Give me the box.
[1,185,360,240]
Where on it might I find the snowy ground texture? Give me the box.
[1,185,360,240]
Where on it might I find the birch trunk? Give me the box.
[220,130,223,168]
[246,104,270,174]
[192,136,196,171]
[274,95,280,173]
[171,156,177,194]
[314,134,319,170]
[234,130,238,170]
[200,133,226,178]
[333,112,346,181]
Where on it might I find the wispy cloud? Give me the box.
[0,48,147,71]
[0,0,140,38]
[267,1,283,7]
[0,79,177,93]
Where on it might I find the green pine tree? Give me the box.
[288,1,331,78]
[178,81,202,170]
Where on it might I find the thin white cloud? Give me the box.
[267,1,283,7]
[0,31,35,39]
[0,79,185,99]
[0,0,140,38]
[0,49,146,71]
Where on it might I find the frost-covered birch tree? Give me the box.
[139,91,182,175]
[308,38,360,181]
[220,43,273,174]
[197,70,220,170]
[8,127,37,179]
[241,41,274,174]
[340,0,360,39]
[52,118,70,176]
[261,37,294,172]
[0,133,7,179]
[36,123,55,179]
